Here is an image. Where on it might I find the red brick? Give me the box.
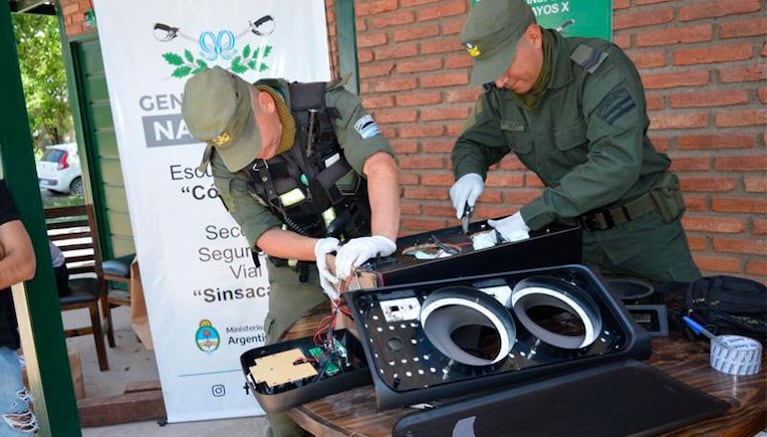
[712,198,767,214]
[637,0,674,4]
[713,238,767,256]
[370,11,415,29]
[415,0,466,21]
[715,156,767,171]
[391,140,418,154]
[376,109,418,124]
[485,174,524,188]
[649,113,708,130]
[396,91,442,107]
[358,33,388,48]
[403,187,449,200]
[720,17,767,38]
[362,95,395,109]
[684,195,708,212]
[694,255,742,273]
[613,0,630,9]
[672,43,753,66]
[398,156,444,169]
[361,78,418,94]
[422,205,455,218]
[645,94,664,110]
[356,0,398,16]
[744,177,767,193]
[676,134,755,150]
[715,110,767,127]
[759,88,767,104]
[374,43,419,61]
[421,107,470,122]
[446,123,465,137]
[419,72,469,88]
[393,25,439,43]
[614,8,674,30]
[421,38,462,55]
[526,174,545,188]
[422,140,454,153]
[754,219,767,235]
[670,157,711,172]
[687,236,708,251]
[650,136,670,151]
[399,125,445,138]
[445,88,482,103]
[745,260,767,277]
[400,201,422,215]
[718,65,767,83]
[629,51,667,69]
[358,49,374,63]
[396,58,443,74]
[613,33,631,50]
[679,0,762,21]
[504,190,542,205]
[444,54,473,69]
[680,177,736,192]
[682,216,744,233]
[641,70,709,89]
[421,173,454,186]
[401,217,449,232]
[636,25,712,47]
[400,0,441,6]
[440,18,465,36]
[359,63,395,78]
[670,89,749,108]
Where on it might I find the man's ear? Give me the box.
[526,24,542,49]
[255,90,276,114]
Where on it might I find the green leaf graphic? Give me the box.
[259,63,268,72]
[263,45,272,57]
[242,44,251,59]
[196,59,208,68]
[172,66,192,78]
[163,52,184,66]
[184,49,194,63]
[247,60,256,69]
[251,48,260,59]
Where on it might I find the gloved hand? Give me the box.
[314,237,341,300]
[449,173,484,219]
[335,236,397,280]
[488,212,530,243]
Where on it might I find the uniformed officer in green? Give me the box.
[451,0,700,283]
[182,67,400,436]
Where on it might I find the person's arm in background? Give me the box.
[363,151,400,243]
[0,219,36,289]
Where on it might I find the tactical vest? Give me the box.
[242,81,371,241]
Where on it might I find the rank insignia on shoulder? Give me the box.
[571,45,608,74]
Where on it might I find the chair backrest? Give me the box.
[44,205,103,277]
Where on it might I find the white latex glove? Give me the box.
[449,173,484,219]
[335,236,397,280]
[488,212,530,243]
[314,237,341,300]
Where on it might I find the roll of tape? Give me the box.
[710,335,762,376]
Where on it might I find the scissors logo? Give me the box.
[199,30,237,62]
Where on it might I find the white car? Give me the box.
[36,143,83,195]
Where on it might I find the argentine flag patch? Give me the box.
[354,114,381,139]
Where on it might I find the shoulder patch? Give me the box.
[596,86,636,126]
[327,73,352,91]
[571,44,608,73]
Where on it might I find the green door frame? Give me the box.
[335,1,359,95]
[0,1,80,435]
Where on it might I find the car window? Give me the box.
[41,149,66,162]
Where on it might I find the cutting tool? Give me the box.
[461,203,472,235]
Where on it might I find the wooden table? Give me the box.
[283,304,766,437]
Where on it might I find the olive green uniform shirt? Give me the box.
[453,30,670,231]
[210,78,393,345]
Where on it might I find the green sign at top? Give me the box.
[471,0,613,41]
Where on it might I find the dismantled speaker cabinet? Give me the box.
[345,264,652,411]
[239,329,370,413]
[354,221,582,289]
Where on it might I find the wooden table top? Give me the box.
[283,304,766,437]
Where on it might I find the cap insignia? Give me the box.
[465,43,481,57]
[210,132,232,147]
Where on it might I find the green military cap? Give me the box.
[460,0,536,85]
[182,66,260,172]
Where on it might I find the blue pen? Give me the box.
[683,316,735,351]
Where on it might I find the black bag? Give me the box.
[680,275,767,343]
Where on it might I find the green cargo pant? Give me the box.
[263,263,328,437]
[581,210,701,283]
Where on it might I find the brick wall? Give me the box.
[59,0,766,282]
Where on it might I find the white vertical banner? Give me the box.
[92,0,330,422]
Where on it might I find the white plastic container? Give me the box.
[710,335,763,376]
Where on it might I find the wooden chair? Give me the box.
[103,253,135,308]
[45,205,113,371]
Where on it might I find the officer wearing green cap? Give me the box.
[182,66,400,436]
[451,0,700,283]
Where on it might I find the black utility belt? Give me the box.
[578,191,657,232]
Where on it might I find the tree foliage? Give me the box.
[11,13,72,147]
